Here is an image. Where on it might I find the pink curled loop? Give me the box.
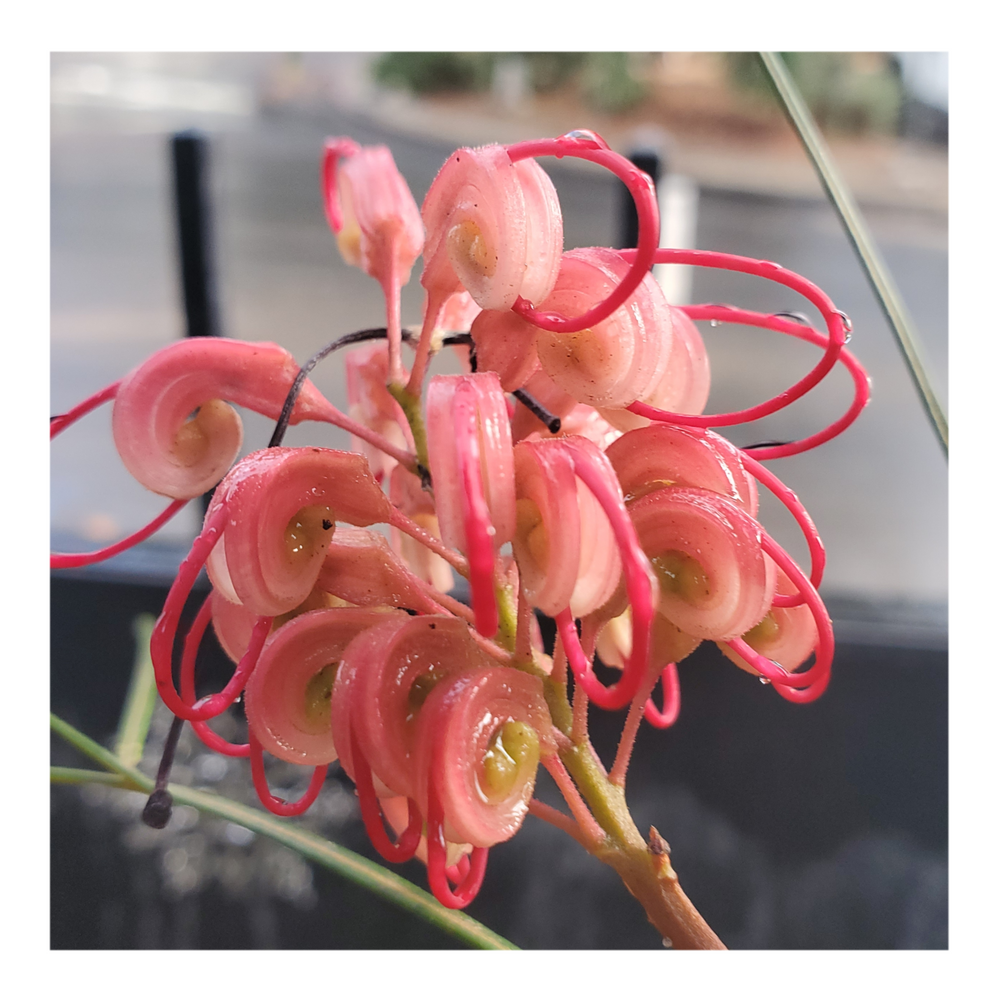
[644,663,681,729]
[619,249,850,428]
[724,532,834,705]
[50,380,121,439]
[551,437,656,711]
[248,729,328,817]
[150,503,273,722]
[425,781,489,910]
[51,498,189,570]
[350,731,422,864]
[504,134,658,333]
[181,593,249,758]
[739,451,825,606]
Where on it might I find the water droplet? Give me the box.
[844,332,852,343]
[709,319,720,328]
[662,937,673,948]
[759,676,771,685]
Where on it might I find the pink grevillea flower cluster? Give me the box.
[51,129,869,943]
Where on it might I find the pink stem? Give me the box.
[739,451,825,606]
[609,663,663,787]
[505,134,658,332]
[312,397,417,470]
[644,663,682,729]
[51,498,189,569]
[248,729,328,817]
[380,252,406,386]
[527,799,587,846]
[387,507,469,576]
[181,593,249,757]
[50,380,121,439]
[350,731,422,863]
[455,382,499,638]
[542,752,606,848]
[724,532,834,704]
[405,291,448,396]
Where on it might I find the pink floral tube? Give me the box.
[111,338,334,499]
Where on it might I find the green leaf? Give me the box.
[113,613,159,767]
[49,712,518,950]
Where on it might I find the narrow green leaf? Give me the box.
[758,51,948,457]
[50,712,518,950]
[114,613,159,767]
[51,766,139,788]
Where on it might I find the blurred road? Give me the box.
[50,54,947,617]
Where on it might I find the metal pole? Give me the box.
[758,52,948,458]
[618,148,661,254]
[172,129,221,339]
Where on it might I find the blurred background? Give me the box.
[51,52,947,949]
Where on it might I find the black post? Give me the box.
[172,130,221,339]
[617,148,662,254]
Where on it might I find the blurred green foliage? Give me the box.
[728,53,903,134]
[374,52,646,113]
[374,53,496,94]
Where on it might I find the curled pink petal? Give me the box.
[505,133,658,334]
[414,666,556,848]
[533,248,672,409]
[245,606,398,766]
[426,373,516,636]
[316,526,449,613]
[628,486,776,641]
[111,339,333,499]
[720,564,819,676]
[601,306,710,429]
[512,440,581,617]
[205,447,392,617]
[331,615,493,799]
[470,308,540,392]
[606,423,758,514]
[421,144,563,311]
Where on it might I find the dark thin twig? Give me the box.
[742,440,791,451]
[268,327,389,447]
[142,714,184,828]
[513,389,562,434]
